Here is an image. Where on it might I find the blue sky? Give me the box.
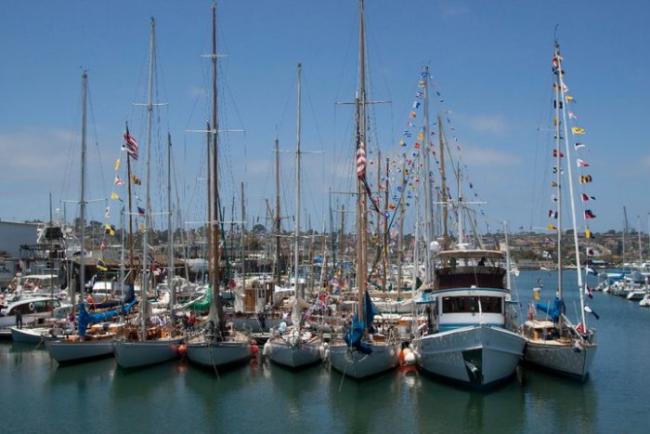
[1,0,649,234]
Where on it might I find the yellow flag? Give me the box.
[104,224,115,236]
[572,127,585,135]
[566,95,574,102]
[585,227,592,239]
[417,131,425,141]
[111,192,119,201]
[114,159,121,171]
[546,223,557,231]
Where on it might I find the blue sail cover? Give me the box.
[344,291,378,354]
[77,299,138,337]
[535,297,565,322]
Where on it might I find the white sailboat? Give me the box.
[186,2,251,370]
[328,0,400,379]
[113,18,182,370]
[522,40,597,381]
[46,71,122,364]
[264,63,322,369]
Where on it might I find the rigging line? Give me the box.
[86,85,108,207]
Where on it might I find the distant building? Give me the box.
[0,220,38,257]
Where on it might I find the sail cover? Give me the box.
[77,299,137,337]
[345,291,379,354]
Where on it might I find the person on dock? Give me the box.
[15,309,23,329]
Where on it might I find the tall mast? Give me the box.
[125,121,135,279]
[437,114,448,249]
[274,137,281,283]
[638,215,643,264]
[77,70,88,313]
[167,132,175,324]
[383,156,389,290]
[240,181,246,288]
[294,63,303,300]
[421,66,433,281]
[208,2,224,330]
[356,0,368,323]
[141,17,156,340]
[556,41,586,326]
[397,160,405,298]
[553,43,563,299]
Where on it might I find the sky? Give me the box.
[1,0,649,235]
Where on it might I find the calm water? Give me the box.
[1,271,649,434]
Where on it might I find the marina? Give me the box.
[2,0,650,433]
[2,271,649,433]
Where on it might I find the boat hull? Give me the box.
[45,340,115,364]
[415,326,525,388]
[186,340,250,369]
[264,340,322,368]
[329,341,399,379]
[114,338,183,369]
[524,339,597,381]
[10,327,54,344]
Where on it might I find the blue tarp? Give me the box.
[77,299,138,337]
[344,291,378,354]
[535,297,565,322]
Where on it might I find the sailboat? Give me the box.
[185,2,251,370]
[113,18,183,369]
[46,71,136,363]
[327,0,400,379]
[264,63,322,369]
[522,40,597,381]
[411,67,525,389]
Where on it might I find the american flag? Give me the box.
[124,129,139,160]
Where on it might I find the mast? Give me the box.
[383,156,389,290]
[637,215,643,264]
[140,17,156,340]
[274,137,281,284]
[556,41,586,326]
[356,0,368,324]
[294,63,303,300]
[77,70,88,314]
[553,43,563,300]
[437,114,448,249]
[623,206,628,265]
[167,132,175,324]
[119,206,126,295]
[421,66,433,281]
[125,121,135,279]
[240,181,246,291]
[207,2,224,331]
[397,160,405,298]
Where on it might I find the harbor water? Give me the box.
[1,270,648,434]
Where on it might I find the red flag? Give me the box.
[584,209,596,220]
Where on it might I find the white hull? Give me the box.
[329,341,399,379]
[114,338,183,369]
[186,340,250,369]
[264,340,322,368]
[45,340,115,364]
[524,339,597,381]
[415,326,525,387]
[0,312,51,329]
[10,327,53,344]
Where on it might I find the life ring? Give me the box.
[28,302,35,312]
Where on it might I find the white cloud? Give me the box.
[465,114,509,135]
[0,129,79,175]
[461,144,521,166]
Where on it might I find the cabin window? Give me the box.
[441,296,503,314]
[479,296,502,313]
